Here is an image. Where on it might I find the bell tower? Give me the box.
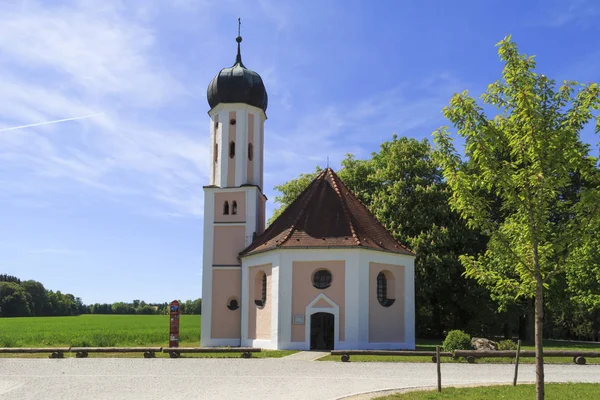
[201,25,268,346]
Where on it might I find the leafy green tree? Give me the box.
[136,305,155,314]
[20,280,48,316]
[0,274,21,284]
[565,208,600,312]
[433,36,600,399]
[111,302,134,314]
[0,282,32,317]
[269,167,322,224]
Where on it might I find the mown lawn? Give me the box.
[0,314,298,358]
[0,314,202,347]
[318,339,600,364]
[375,383,600,399]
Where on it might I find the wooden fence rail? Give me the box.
[162,347,261,359]
[331,349,600,364]
[0,347,70,358]
[330,350,453,362]
[70,347,162,358]
[454,350,600,365]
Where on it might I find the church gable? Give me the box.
[240,168,414,257]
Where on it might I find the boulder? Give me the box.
[471,337,497,351]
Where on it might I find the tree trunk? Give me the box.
[535,276,545,400]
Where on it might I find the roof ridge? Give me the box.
[327,168,361,246]
[277,169,328,247]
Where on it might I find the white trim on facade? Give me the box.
[200,190,215,347]
[305,293,340,351]
[234,108,247,186]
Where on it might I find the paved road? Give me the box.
[1,358,599,400]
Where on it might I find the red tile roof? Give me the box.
[240,168,414,257]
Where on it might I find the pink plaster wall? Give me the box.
[212,226,246,266]
[214,192,246,223]
[257,195,266,234]
[247,264,272,340]
[291,261,345,343]
[211,269,241,339]
[247,113,254,185]
[227,111,236,187]
[368,262,405,343]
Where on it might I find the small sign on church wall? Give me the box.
[292,314,305,325]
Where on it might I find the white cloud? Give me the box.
[0,0,209,216]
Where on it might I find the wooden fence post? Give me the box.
[513,339,521,386]
[436,345,442,392]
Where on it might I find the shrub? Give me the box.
[497,339,518,350]
[442,330,472,352]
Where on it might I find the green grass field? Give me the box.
[0,314,202,347]
[375,383,600,399]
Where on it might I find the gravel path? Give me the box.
[1,358,599,400]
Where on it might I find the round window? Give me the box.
[227,298,239,311]
[312,269,332,289]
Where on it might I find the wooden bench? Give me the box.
[70,347,162,358]
[454,350,600,365]
[0,347,70,358]
[162,347,261,359]
[330,350,453,363]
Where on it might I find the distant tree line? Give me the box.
[0,274,202,317]
[88,298,202,315]
[0,274,85,317]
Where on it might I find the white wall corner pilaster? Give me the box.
[405,258,416,349]
[241,258,249,346]
[218,109,229,187]
[234,107,248,186]
[270,265,279,347]
[253,112,261,186]
[344,252,360,349]
[201,190,216,346]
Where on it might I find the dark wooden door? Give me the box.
[310,312,334,350]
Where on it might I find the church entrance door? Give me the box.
[310,312,334,350]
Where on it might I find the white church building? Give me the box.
[201,33,416,351]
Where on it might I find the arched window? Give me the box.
[232,201,238,215]
[229,141,235,158]
[255,272,267,308]
[214,143,218,163]
[223,201,229,215]
[377,271,395,307]
[248,143,254,161]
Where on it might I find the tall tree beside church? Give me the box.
[269,167,322,224]
[433,36,600,400]
[271,136,493,336]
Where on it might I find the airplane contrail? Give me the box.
[0,113,105,133]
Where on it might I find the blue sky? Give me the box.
[1,0,598,304]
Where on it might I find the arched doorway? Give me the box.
[310,312,335,350]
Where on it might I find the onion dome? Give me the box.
[207,34,268,112]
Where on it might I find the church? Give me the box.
[201,32,416,351]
